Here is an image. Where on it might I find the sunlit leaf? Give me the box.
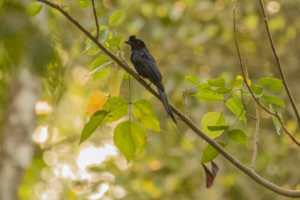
[123,73,132,80]
[89,61,113,76]
[201,112,226,138]
[251,85,263,95]
[226,97,246,123]
[201,142,226,163]
[208,78,225,87]
[109,10,125,26]
[197,83,210,89]
[107,36,122,47]
[27,4,42,17]
[114,120,147,162]
[261,94,285,108]
[79,0,91,8]
[108,68,124,96]
[133,99,161,131]
[207,125,229,131]
[214,87,231,94]
[230,79,243,88]
[79,110,108,144]
[83,42,100,55]
[258,77,283,91]
[98,29,110,43]
[195,88,224,102]
[269,104,282,135]
[87,90,107,115]
[103,97,128,122]
[185,75,200,84]
[90,55,110,80]
[228,129,248,147]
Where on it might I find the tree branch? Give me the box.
[258,0,300,129]
[91,0,99,39]
[251,102,259,169]
[233,0,300,147]
[37,0,300,197]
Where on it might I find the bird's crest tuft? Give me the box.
[129,35,137,42]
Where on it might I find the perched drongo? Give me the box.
[125,35,176,123]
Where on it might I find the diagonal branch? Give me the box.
[258,0,300,129]
[233,0,300,147]
[91,0,99,39]
[37,0,300,197]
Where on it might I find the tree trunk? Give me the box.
[0,69,40,200]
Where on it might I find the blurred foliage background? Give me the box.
[1,0,300,199]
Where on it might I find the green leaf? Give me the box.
[83,42,100,55]
[108,69,124,96]
[133,99,161,131]
[201,142,226,163]
[98,30,110,43]
[123,73,132,80]
[230,79,243,99]
[109,10,125,26]
[107,36,122,47]
[258,77,283,91]
[103,97,128,122]
[90,55,110,80]
[207,125,229,131]
[208,78,225,87]
[201,112,227,138]
[79,110,108,144]
[79,0,91,8]
[250,85,263,95]
[228,129,248,147]
[26,4,42,17]
[195,88,224,102]
[214,87,231,94]
[269,104,282,135]
[230,79,243,88]
[226,97,246,123]
[113,121,147,162]
[197,83,210,89]
[185,76,200,84]
[261,94,285,108]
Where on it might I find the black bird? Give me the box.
[125,35,177,123]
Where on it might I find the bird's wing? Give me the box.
[132,50,163,87]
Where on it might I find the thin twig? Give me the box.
[182,90,190,117]
[91,0,99,39]
[258,0,300,129]
[37,0,300,197]
[251,102,259,170]
[233,0,300,147]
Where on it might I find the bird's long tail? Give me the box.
[158,87,177,124]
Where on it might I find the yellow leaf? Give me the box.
[87,90,106,115]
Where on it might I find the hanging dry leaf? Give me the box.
[202,161,219,189]
[211,161,219,178]
[202,163,214,188]
[87,90,107,115]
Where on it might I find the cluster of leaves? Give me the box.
[185,75,284,163]
[27,0,286,168]
[80,90,161,163]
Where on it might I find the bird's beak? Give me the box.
[125,41,132,45]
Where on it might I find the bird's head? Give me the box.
[125,35,146,50]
